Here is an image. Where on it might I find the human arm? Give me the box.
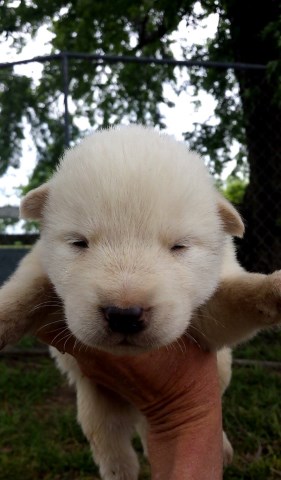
[38,324,223,480]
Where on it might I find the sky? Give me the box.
[0,6,220,218]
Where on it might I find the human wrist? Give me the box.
[147,404,223,480]
[144,353,223,480]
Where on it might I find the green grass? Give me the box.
[223,366,281,479]
[234,329,281,362]
[0,332,281,479]
[0,358,98,480]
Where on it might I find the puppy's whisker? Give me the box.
[183,331,201,348]
[165,342,174,354]
[36,319,65,333]
[29,301,63,313]
[193,311,225,328]
[54,331,72,347]
[177,336,187,354]
[188,323,208,340]
[73,337,78,353]
[37,326,68,337]
[50,328,69,345]
[80,344,85,354]
[63,333,73,352]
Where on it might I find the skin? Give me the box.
[37,320,223,480]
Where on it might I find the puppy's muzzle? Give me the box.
[102,306,146,334]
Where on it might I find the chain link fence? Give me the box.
[0,52,280,279]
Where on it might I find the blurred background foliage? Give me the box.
[0,0,280,271]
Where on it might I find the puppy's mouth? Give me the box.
[78,329,160,355]
[103,333,155,353]
[106,337,148,355]
[117,338,135,346]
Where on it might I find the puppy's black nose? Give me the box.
[103,306,145,334]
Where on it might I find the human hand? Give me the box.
[37,322,223,479]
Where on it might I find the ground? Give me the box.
[0,331,280,480]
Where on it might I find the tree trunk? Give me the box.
[237,70,281,273]
[224,0,281,273]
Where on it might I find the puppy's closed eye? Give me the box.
[72,240,89,249]
[66,237,89,249]
[170,244,188,253]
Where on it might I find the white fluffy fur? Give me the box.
[26,126,235,353]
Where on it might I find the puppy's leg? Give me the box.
[222,431,234,467]
[0,241,60,348]
[217,348,234,466]
[192,270,281,350]
[136,416,148,458]
[77,376,140,480]
[51,348,140,480]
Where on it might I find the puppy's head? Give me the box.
[21,126,243,354]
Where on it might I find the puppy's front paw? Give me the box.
[256,270,281,324]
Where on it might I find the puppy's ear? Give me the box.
[217,195,244,238]
[20,183,49,220]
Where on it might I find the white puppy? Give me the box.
[1,126,280,479]
[20,125,243,478]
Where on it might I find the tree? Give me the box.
[187,0,281,273]
[220,176,247,206]
[0,0,280,272]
